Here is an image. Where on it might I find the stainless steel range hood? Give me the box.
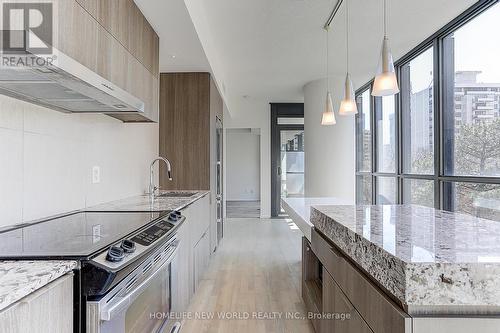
[0,48,148,122]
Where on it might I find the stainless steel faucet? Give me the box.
[149,157,172,197]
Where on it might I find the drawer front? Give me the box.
[302,238,322,333]
[311,228,346,286]
[322,267,373,333]
[312,229,411,333]
[341,255,411,333]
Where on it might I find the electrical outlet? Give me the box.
[92,224,101,243]
[92,166,101,184]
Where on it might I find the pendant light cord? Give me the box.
[326,27,329,92]
[346,0,349,72]
[383,0,387,38]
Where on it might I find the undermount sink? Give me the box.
[157,192,198,198]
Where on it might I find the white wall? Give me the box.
[303,78,355,202]
[226,129,260,201]
[224,98,271,217]
[0,95,158,228]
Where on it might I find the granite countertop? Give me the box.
[281,197,351,240]
[0,261,78,311]
[87,190,210,212]
[311,204,500,315]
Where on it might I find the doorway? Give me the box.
[226,128,261,218]
[271,103,305,217]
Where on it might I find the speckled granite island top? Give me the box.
[311,204,500,315]
[87,190,209,212]
[0,261,78,311]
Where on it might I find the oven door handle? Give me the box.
[101,240,180,321]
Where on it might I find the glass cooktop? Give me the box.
[0,211,165,259]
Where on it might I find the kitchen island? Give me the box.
[281,197,351,241]
[305,204,500,333]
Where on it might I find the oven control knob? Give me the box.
[168,211,180,222]
[121,239,136,253]
[106,246,125,262]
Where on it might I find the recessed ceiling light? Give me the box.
[169,54,176,59]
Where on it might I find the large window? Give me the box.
[401,47,435,175]
[355,88,373,204]
[355,1,500,221]
[376,96,396,173]
[376,177,396,204]
[356,89,372,172]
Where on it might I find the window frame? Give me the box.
[355,0,500,211]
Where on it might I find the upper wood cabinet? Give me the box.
[159,73,223,190]
[77,0,159,77]
[54,0,159,122]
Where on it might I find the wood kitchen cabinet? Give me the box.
[159,73,223,190]
[322,267,372,333]
[83,0,160,77]
[0,274,73,333]
[186,195,211,294]
[173,218,192,313]
[54,0,159,122]
[193,228,210,292]
[173,195,211,313]
[304,230,412,333]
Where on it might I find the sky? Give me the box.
[454,2,500,83]
[409,2,500,91]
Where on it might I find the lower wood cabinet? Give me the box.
[173,195,212,313]
[322,267,372,333]
[173,220,192,313]
[193,228,210,293]
[0,273,73,333]
[306,230,500,333]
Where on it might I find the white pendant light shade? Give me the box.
[372,39,399,96]
[321,92,336,125]
[339,73,358,115]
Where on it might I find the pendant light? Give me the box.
[321,27,336,125]
[372,0,399,96]
[338,0,358,115]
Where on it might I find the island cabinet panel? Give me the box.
[322,267,373,333]
[0,274,73,333]
[302,237,322,333]
[308,229,412,333]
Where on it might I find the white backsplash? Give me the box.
[0,95,158,228]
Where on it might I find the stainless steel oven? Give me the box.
[87,236,182,333]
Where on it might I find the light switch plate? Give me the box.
[92,166,101,184]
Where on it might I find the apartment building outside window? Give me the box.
[355,0,500,222]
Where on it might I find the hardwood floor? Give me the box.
[226,201,261,218]
[181,218,315,333]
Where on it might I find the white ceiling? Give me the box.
[136,0,477,106]
[134,0,210,72]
